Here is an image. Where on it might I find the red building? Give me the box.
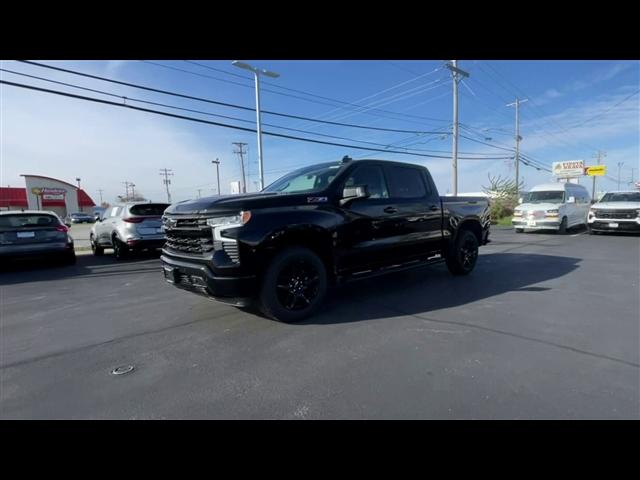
[1,175,96,217]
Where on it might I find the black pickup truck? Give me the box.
[161,157,490,322]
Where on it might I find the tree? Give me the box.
[482,174,525,223]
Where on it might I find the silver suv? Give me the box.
[90,202,170,259]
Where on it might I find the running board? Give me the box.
[338,255,444,284]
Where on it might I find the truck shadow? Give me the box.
[303,252,581,325]
[0,251,162,285]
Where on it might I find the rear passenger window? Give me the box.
[386,166,428,199]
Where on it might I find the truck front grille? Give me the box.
[163,215,240,263]
[595,210,637,219]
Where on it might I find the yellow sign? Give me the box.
[586,165,607,176]
[31,187,42,195]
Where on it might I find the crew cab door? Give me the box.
[382,164,444,259]
[335,163,404,273]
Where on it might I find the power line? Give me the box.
[184,60,449,124]
[1,67,453,152]
[4,79,508,159]
[564,89,640,129]
[16,60,448,134]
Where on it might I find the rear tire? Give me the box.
[515,228,524,233]
[113,236,129,260]
[90,235,104,256]
[259,246,328,323]
[446,229,479,276]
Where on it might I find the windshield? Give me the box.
[600,192,640,203]
[263,162,343,194]
[524,191,565,204]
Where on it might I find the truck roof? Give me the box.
[529,183,588,192]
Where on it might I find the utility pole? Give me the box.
[507,97,528,198]
[98,189,104,205]
[211,158,221,195]
[130,183,136,200]
[122,181,132,201]
[630,168,636,186]
[197,189,202,199]
[592,151,606,199]
[617,162,624,190]
[445,61,469,196]
[159,168,174,203]
[232,142,248,193]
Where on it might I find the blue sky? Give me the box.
[1,59,638,204]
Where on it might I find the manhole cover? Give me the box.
[111,365,135,376]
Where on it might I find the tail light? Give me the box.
[123,216,161,223]
[56,225,69,232]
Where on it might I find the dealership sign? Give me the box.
[31,187,67,200]
[552,160,584,177]
[585,165,607,176]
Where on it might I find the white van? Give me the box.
[512,182,591,233]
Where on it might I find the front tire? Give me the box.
[558,217,568,234]
[446,230,479,276]
[515,228,524,233]
[259,247,328,323]
[90,235,104,256]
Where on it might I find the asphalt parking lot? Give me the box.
[1,227,638,419]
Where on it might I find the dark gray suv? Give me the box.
[0,210,76,264]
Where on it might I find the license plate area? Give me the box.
[608,222,619,228]
[527,220,536,227]
[17,231,36,238]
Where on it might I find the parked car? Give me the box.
[160,157,491,322]
[512,182,590,233]
[67,212,95,224]
[90,202,170,259]
[587,190,640,234]
[0,210,76,264]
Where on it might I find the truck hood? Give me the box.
[592,202,640,210]
[165,191,328,215]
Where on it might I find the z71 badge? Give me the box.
[307,197,328,203]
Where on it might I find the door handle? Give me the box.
[384,206,398,214]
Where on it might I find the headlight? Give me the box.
[513,210,522,216]
[206,211,251,227]
[545,209,559,217]
[636,209,640,217]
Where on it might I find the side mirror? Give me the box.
[65,221,72,227]
[340,185,370,206]
[567,196,576,203]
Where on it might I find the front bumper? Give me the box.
[160,254,256,305]
[512,218,561,230]
[588,219,640,232]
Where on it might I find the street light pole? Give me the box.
[232,61,280,191]
[211,158,221,195]
[617,162,624,190]
[76,177,82,212]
